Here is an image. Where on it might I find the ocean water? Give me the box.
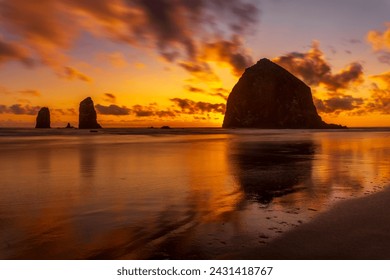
[0,128,389,259]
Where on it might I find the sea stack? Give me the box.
[35,107,50,128]
[222,58,344,129]
[78,97,102,129]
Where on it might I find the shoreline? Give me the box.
[238,185,390,260]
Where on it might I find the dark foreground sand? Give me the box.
[240,186,390,260]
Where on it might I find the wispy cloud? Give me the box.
[62,66,92,83]
[19,89,41,97]
[103,93,116,103]
[0,37,34,66]
[0,0,260,83]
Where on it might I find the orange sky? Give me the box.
[0,0,389,127]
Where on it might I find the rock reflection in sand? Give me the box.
[0,129,389,259]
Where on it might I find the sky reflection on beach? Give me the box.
[0,129,389,259]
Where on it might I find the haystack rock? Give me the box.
[78,97,102,129]
[222,58,345,129]
[35,107,50,128]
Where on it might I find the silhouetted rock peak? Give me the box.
[223,58,345,129]
[65,123,74,129]
[78,97,102,129]
[35,107,50,128]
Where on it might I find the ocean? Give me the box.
[0,128,389,259]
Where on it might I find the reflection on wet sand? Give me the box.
[0,130,389,259]
[230,140,315,204]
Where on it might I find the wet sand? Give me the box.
[0,128,389,259]
[241,185,390,259]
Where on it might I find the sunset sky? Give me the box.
[0,0,389,127]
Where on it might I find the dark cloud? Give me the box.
[0,38,34,66]
[95,104,131,115]
[273,41,364,91]
[170,98,225,114]
[322,62,363,91]
[131,104,154,117]
[0,0,260,82]
[0,104,7,113]
[131,104,176,118]
[62,66,92,82]
[103,93,116,103]
[185,85,229,100]
[209,88,229,101]
[0,104,40,115]
[185,86,205,93]
[0,0,72,47]
[315,95,364,114]
[348,39,361,44]
[178,61,220,83]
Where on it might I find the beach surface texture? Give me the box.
[242,185,390,259]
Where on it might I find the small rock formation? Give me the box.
[160,125,171,129]
[35,107,50,128]
[222,58,345,129]
[65,123,74,128]
[78,97,102,129]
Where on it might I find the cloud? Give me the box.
[52,108,77,116]
[273,41,364,91]
[186,86,205,93]
[185,85,229,100]
[200,36,253,76]
[131,104,176,118]
[19,89,41,97]
[178,61,220,83]
[95,102,177,118]
[62,66,92,82]
[95,104,131,115]
[314,95,364,114]
[0,0,260,83]
[364,72,390,114]
[367,23,390,51]
[378,53,390,65]
[367,23,390,65]
[103,93,116,103]
[170,98,226,114]
[0,104,40,115]
[322,62,363,91]
[0,37,34,66]
[348,39,362,44]
[0,0,75,68]
[103,52,128,68]
[0,104,7,113]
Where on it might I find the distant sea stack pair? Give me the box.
[223,58,345,129]
[35,97,101,129]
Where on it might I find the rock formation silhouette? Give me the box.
[35,107,50,128]
[223,58,345,129]
[78,97,102,129]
